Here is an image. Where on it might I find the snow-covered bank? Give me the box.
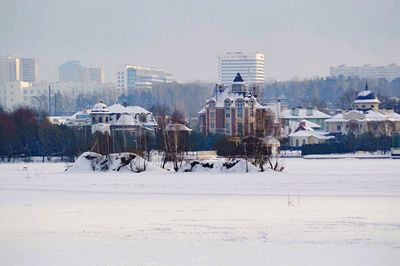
[1,158,399,197]
[67,152,154,173]
[0,159,399,266]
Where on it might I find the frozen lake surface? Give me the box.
[0,158,399,265]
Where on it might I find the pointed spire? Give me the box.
[233,72,244,83]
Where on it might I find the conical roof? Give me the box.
[233,73,244,83]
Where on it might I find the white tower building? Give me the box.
[0,56,20,82]
[218,52,265,85]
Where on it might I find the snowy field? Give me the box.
[0,158,400,266]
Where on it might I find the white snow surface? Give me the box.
[0,158,400,266]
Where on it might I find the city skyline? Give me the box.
[1,0,400,82]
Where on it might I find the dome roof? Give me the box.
[355,90,377,101]
[91,102,109,113]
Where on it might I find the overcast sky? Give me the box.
[1,0,399,82]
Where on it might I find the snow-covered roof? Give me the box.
[204,88,265,111]
[289,130,333,140]
[281,108,331,119]
[300,119,321,129]
[114,113,137,126]
[91,102,109,113]
[108,103,127,114]
[126,106,151,114]
[326,109,400,123]
[356,89,377,100]
[108,103,151,115]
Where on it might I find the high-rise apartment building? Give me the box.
[218,52,265,84]
[81,67,104,83]
[0,56,39,83]
[19,58,39,83]
[330,64,400,81]
[116,65,173,95]
[0,56,20,81]
[59,61,103,83]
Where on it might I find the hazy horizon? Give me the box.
[1,0,399,83]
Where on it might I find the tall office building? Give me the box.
[330,64,400,81]
[81,67,104,83]
[218,52,265,84]
[58,61,82,82]
[0,56,39,83]
[19,58,39,83]
[59,61,103,83]
[0,56,20,81]
[116,65,173,95]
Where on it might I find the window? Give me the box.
[225,100,230,117]
[337,124,341,131]
[92,117,95,123]
[237,122,243,135]
[296,139,299,146]
[302,139,306,145]
[98,116,103,123]
[237,100,243,118]
[209,101,215,108]
[105,117,109,123]
[210,112,215,119]
[210,122,215,129]
[225,122,230,134]
[249,100,254,117]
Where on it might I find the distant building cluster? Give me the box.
[58,61,104,83]
[116,65,173,95]
[218,52,265,85]
[0,55,39,83]
[199,72,400,148]
[49,101,159,147]
[330,64,400,81]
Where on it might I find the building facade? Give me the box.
[19,58,39,83]
[218,52,264,85]
[0,81,44,110]
[59,61,103,83]
[330,64,400,81]
[1,56,39,83]
[325,87,400,136]
[280,108,332,138]
[116,65,173,95]
[199,73,278,138]
[0,56,20,82]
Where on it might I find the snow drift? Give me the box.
[67,152,147,173]
[180,158,260,173]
